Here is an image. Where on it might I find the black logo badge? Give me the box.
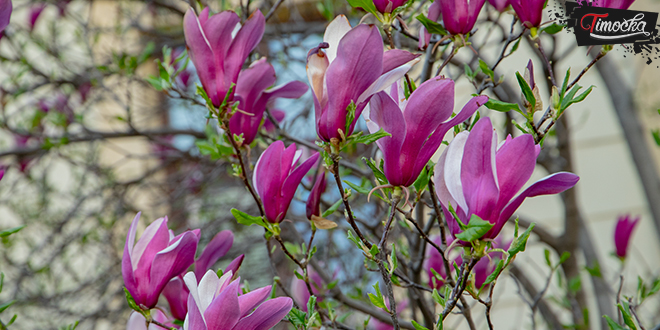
[565,1,658,46]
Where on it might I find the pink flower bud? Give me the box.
[614,214,640,259]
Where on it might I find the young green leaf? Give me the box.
[416,14,448,35]
[231,209,267,229]
[454,214,494,242]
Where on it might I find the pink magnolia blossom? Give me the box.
[122,213,198,309]
[230,58,308,145]
[509,0,545,28]
[163,230,245,321]
[183,270,292,330]
[252,141,320,223]
[306,15,420,142]
[305,168,327,220]
[434,117,579,242]
[183,8,265,107]
[487,0,509,12]
[126,310,177,330]
[438,0,486,35]
[28,3,46,31]
[418,1,441,50]
[366,78,487,187]
[0,0,11,35]
[614,214,640,258]
[373,0,407,13]
[290,268,330,311]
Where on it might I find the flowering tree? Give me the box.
[0,0,659,330]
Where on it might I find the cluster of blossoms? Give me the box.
[117,0,646,327]
[123,213,291,329]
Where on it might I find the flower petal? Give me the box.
[183,8,218,105]
[323,15,352,63]
[280,152,321,221]
[194,230,234,280]
[356,50,420,105]
[224,254,245,275]
[460,118,499,221]
[324,24,383,138]
[493,172,580,237]
[413,95,487,187]
[232,297,293,330]
[494,134,536,212]
[204,280,241,329]
[368,91,406,186]
[443,131,469,212]
[225,10,265,87]
[238,285,272,318]
[146,231,198,307]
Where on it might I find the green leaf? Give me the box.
[389,243,398,273]
[509,38,522,55]
[363,157,388,186]
[484,99,522,114]
[412,320,431,330]
[123,287,142,314]
[559,251,571,265]
[416,14,447,36]
[482,259,505,289]
[231,209,267,228]
[507,219,534,257]
[353,128,391,145]
[145,76,164,91]
[369,244,380,258]
[368,282,388,311]
[652,130,660,146]
[322,199,343,218]
[0,225,25,238]
[516,72,536,110]
[346,0,379,17]
[586,260,602,278]
[604,315,627,330]
[561,68,572,96]
[454,214,494,242]
[344,101,357,137]
[343,180,370,195]
[479,59,494,80]
[544,249,552,267]
[412,161,433,194]
[541,23,565,34]
[432,288,444,306]
[464,64,474,80]
[0,300,15,313]
[618,303,637,330]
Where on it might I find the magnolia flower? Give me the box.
[487,0,509,12]
[306,15,420,142]
[579,0,635,9]
[230,58,308,146]
[425,235,458,288]
[122,213,198,309]
[366,77,487,187]
[438,0,486,35]
[434,117,580,242]
[126,310,176,330]
[183,8,265,107]
[290,269,328,311]
[262,109,285,133]
[373,0,407,13]
[509,0,545,28]
[614,215,640,259]
[418,1,441,50]
[183,270,292,330]
[253,141,320,223]
[306,168,327,220]
[28,3,45,31]
[0,0,11,34]
[164,230,245,321]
